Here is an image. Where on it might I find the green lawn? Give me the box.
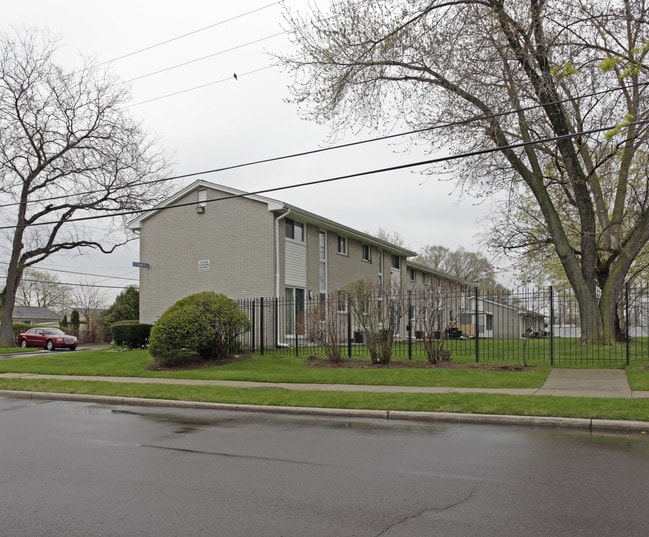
[0,346,36,355]
[0,347,648,422]
[0,347,550,388]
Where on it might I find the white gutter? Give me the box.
[274,208,291,299]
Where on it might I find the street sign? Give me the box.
[132,262,150,269]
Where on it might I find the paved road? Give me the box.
[2,397,649,536]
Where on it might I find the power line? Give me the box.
[0,261,139,282]
[0,82,643,211]
[89,2,282,69]
[124,32,286,84]
[24,266,137,282]
[130,65,274,106]
[0,261,139,287]
[2,119,646,231]
[19,278,135,290]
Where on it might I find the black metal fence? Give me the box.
[234,285,649,366]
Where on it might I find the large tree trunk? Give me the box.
[0,247,25,346]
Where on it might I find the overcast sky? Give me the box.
[3,0,506,303]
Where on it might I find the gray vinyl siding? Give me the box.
[285,239,307,287]
[138,189,276,323]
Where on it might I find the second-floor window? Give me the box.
[285,219,304,241]
[337,235,347,255]
[361,244,371,262]
[392,255,401,270]
[408,268,416,282]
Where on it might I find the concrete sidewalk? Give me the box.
[1,368,648,398]
[537,369,640,398]
[3,369,649,433]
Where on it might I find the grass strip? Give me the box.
[2,378,649,422]
[0,349,550,389]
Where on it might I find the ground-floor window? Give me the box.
[285,287,305,336]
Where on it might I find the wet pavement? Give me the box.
[2,398,649,536]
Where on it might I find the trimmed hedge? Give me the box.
[110,320,151,349]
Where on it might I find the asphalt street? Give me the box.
[2,397,649,536]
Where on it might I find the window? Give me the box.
[337,290,347,312]
[361,244,371,262]
[337,235,347,255]
[319,231,327,294]
[285,218,304,241]
[196,189,207,213]
[391,255,401,270]
[408,268,416,282]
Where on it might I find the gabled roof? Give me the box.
[127,180,284,230]
[12,306,60,320]
[405,259,475,286]
[467,296,546,319]
[127,180,416,257]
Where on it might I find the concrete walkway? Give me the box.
[1,368,648,398]
[537,368,639,398]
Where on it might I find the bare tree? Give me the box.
[416,245,496,288]
[71,280,108,343]
[279,0,649,344]
[413,280,457,364]
[345,279,402,364]
[373,227,411,249]
[0,28,170,345]
[303,295,347,362]
[16,269,70,312]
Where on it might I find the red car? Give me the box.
[18,327,78,351]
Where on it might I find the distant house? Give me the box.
[461,296,547,339]
[12,306,60,326]
[127,181,469,344]
[61,307,110,343]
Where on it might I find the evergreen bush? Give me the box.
[148,292,251,365]
[110,320,151,349]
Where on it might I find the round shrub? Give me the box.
[148,292,251,364]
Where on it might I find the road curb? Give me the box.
[2,389,648,433]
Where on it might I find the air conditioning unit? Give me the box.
[196,205,205,214]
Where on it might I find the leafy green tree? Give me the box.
[103,286,140,326]
[149,292,251,365]
[280,0,649,343]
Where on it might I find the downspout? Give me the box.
[275,207,291,299]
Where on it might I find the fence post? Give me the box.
[407,290,412,360]
[474,286,480,363]
[549,286,554,367]
[251,299,256,354]
[626,283,630,366]
[259,297,266,356]
[295,298,299,358]
[347,309,352,359]
[274,298,279,349]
